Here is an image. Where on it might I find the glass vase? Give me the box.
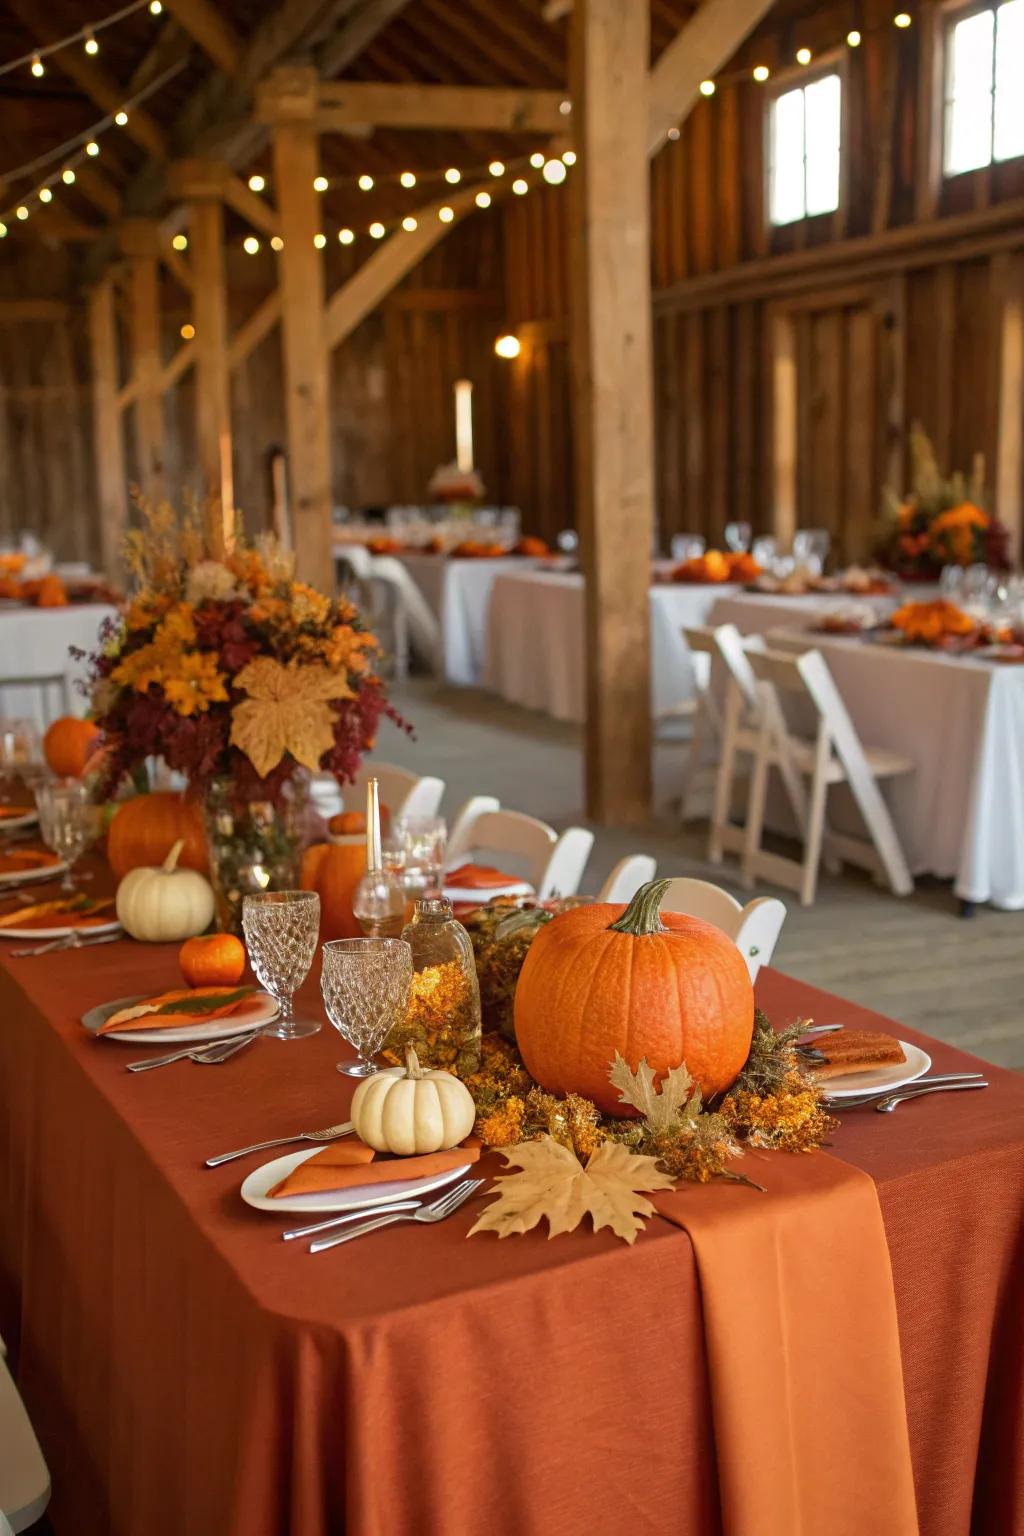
[201,773,309,936]
[383,897,482,1075]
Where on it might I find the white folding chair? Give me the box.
[659,875,786,980]
[344,763,445,821]
[0,1334,50,1533]
[743,647,915,905]
[446,804,593,898]
[598,854,657,903]
[368,555,442,676]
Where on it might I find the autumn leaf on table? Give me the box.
[469,1135,675,1245]
[608,1053,703,1132]
[230,657,354,777]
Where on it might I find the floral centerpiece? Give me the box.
[877,425,1009,579]
[86,501,398,929]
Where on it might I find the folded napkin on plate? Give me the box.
[0,848,60,873]
[445,863,528,890]
[0,805,33,819]
[98,986,256,1035]
[268,1135,481,1199]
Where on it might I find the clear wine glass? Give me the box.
[322,937,413,1077]
[242,890,321,1042]
[671,534,706,562]
[34,778,96,890]
[724,521,752,553]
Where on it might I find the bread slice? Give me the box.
[807,1030,906,1081]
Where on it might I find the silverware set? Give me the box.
[126,1029,263,1072]
[11,928,122,958]
[825,1072,988,1112]
[307,1178,482,1252]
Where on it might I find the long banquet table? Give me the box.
[0,603,118,728]
[708,593,1024,910]
[398,552,543,686]
[1,922,1021,1536]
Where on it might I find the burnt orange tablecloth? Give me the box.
[0,936,1022,1536]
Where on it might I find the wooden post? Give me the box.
[994,253,1024,564]
[258,66,333,587]
[769,308,798,545]
[169,160,234,552]
[120,220,165,504]
[87,274,127,578]
[568,0,655,824]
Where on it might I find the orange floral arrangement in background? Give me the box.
[880,426,1008,577]
[890,599,978,647]
[672,549,762,585]
[0,573,68,606]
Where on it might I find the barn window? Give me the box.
[944,1,1024,175]
[768,72,842,226]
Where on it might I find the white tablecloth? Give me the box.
[399,554,543,687]
[483,570,741,722]
[708,593,1024,910]
[0,604,117,728]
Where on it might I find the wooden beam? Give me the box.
[189,193,233,524]
[647,0,776,155]
[87,276,127,578]
[0,301,68,322]
[569,0,654,824]
[162,245,194,292]
[768,308,798,545]
[994,253,1024,564]
[264,67,333,586]
[307,81,566,134]
[317,0,413,78]
[228,293,281,371]
[324,181,489,350]
[121,221,166,502]
[74,162,122,221]
[222,175,281,238]
[161,342,195,391]
[163,0,243,77]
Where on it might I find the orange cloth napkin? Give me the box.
[0,804,33,819]
[446,863,526,890]
[0,848,60,873]
[269,1136,481,1199]
[97,988,256,1035]
[652,1150,919,1536]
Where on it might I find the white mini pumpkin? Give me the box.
[350,1045,476,1155]
[116,837,215,943]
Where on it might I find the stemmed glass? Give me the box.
[34,778,98,890]
[0,719,43,805]
[671,534,706,562]
[724,521,752,553]
[394,815,447,898]
[242,890,321,1042]
[321,937,413,1077]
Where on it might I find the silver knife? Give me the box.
[10,928,122,958]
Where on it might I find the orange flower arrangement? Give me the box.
[890,599,978,647]
[672,549,762,584]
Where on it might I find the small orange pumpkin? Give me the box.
[328,811,366,836]
[301,837,366,940]
[107,792,208,879]
[514,879,754,1113]
[179,933,246,988]
[43,716,101,777]
[35,574,68,608]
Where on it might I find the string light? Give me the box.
[512,178,528,195]
[558,99,571,115]
[495,334,521,358]
[313,232,326,248]
[84,30,99,54]
[86,140,99,155]
[667,127,680,141]
[243,235,260,254]
[562,149,576,165]
[0,223,6,238]
[796,46,812,64]
[62,167,76,184]
[180,323,195,340]
[847,28,862,45]
[16,206,28,220]
[438,206,454,223]
[270,235,283,250]
[529,151,545,168]
[894,11,912,26]
[115,110,128,125]
[542,158,566,185]
[171,233,187,250]
[149,0,162,12]
[401,215,417,231]
[488,160,504,176]
[30,53,44,77]
[753,64,770,81]
[338,227,354,244]
[475,190,491,208]
[699,79,716,96]
[369,221,385,238]
[399,171,416,188]
[248,173,265,192]
[358,174,374,190]
[39,187,52,203]
[444,167,461,184]
[313,175,328,192]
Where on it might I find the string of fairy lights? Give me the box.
[0,0,164,82]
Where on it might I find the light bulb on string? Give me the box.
[495,334,521,358]
[667,127,680,141]
[475,190,491,208]
[444,167,461,184]
[180,323,195,340]
[86,140,99,156]
[313,175,328,192]
[399,171,416,188]
[699,79,715,96]
[16,206,29,220]
[248,174,265,192]
[270,235,283,251]
[438,206,454,223]
[30,53,44,77]
[338,227,354,245]
[753,64,770,81]
[796,46,812,64]
[401,215,418,231]
[559,100,571,115]
[894,12,912,26]
[0,224,7,238]
[369,221,385,239]
[488,160,505,176]
[39,187,52,203]
[358,174,374,191]
[149,0,162,13]
[62,167,76,184]
[562,149,576,165]
[512,178,528,195]
[243,235,260,254]
[313,232,326,248]
[847,28,862,45]
[115,110,128,126]
[529,152,545,168]
[172,233,187,251]
[84,30,98,54]
[542,158,566,185]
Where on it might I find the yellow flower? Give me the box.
[125,592,172,632]
[163,652,229,716]
[323,623,378,673]
[290,582,331,627]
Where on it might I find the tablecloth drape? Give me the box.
[1,943,1021,1536]
[0,605,117,727]
[399,555,542,687]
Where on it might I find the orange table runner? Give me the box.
[654,1151,918,1535]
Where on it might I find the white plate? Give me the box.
[82,990,280,1045]
[822,1040,931,1099]
[0,811,38,833]
[0,917,121,940]
[0,858,68,886]
[241,1149,474,1215]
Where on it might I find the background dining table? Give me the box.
[397,552,545,687]
[0,602,117,727]
[0,904,1020,1536]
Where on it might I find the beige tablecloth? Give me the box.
[399,554,543,686]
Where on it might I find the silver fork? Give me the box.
[205,1121,354,1167]
[874,1080,988,1113]
[309,1178,483,1253]
[126,1031,260,1073]
[282,1164,472,1241]
[826,1072,985,1109]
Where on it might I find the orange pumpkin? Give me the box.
[301,837,366,940]
[329,811,367,836]
[35,574,68,608]
[514,879,754,1113]
[107,792,208,879]
[179,933,246,988]
[43,716,101,777]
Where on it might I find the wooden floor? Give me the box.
[385,680,1023,1071]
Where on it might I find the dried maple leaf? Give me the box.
[469,1134,675,1245]
[608,1053,702,1132]
[230,656,354,776]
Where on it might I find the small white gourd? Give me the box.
[350,1045,476,1155]
[115,838,215,942]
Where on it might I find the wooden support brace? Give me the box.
[87,275,127,579]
